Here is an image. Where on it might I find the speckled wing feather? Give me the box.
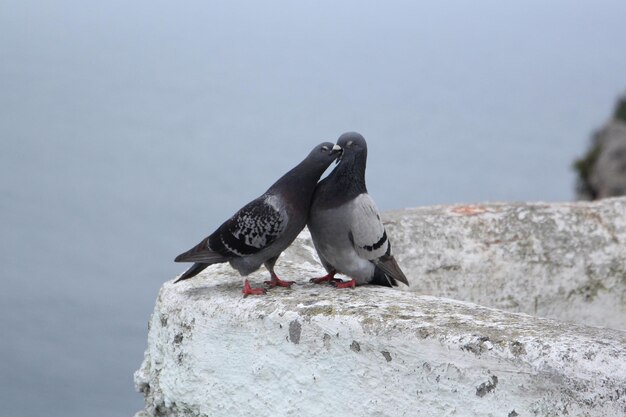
[176,194,288,262]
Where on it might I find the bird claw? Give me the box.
[264,275,295,288]
[242,287,267,297]
[242,279,267,297]
[330,278,356,289]
[310,276,330,284]
[310,272,336,284]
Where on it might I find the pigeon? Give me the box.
[175,142,342,296]
[307,132,409,288]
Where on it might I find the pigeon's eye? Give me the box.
[346,140,353,148]
[321,145,329,152]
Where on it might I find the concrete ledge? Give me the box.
[135,198,626,416]
[135,276,626,417]
[384,198,626,329]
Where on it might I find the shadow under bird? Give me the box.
[175,142,342,296]
[308,132,410,288]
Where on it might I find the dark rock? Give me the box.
[575,94,626,200]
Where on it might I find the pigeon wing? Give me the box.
[348,194,409,286]
[209,194,288,258]
[176,194,288,263]
[348,194,390,261]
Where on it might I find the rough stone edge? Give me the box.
[134,275,626,417]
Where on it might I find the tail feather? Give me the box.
[174,236,228,264]
[174,237,229,283]
[175,263,210,283]
[370,267,396,287]
[373,255,410,287]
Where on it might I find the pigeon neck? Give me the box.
[269,158,328,202]
[337,151,367,192]
[321,151,368,205]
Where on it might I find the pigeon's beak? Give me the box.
[330,144,343,163]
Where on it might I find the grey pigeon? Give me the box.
[175,142,342,296]
[308,132,409,288]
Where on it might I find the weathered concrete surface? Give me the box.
[383,198,626,330]
[135,273,626,417]
[135,198,626,416]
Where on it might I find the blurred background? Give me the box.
[1,1,625,416]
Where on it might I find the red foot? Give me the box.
[242,279,267,297]
[330,278,356,289]
[264,273,295,288]
[310,271,336,284]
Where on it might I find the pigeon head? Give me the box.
[306,141,343,168]
[335,132,367,163]
[309,132,369,206]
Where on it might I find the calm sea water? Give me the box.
[1,1,626,416]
